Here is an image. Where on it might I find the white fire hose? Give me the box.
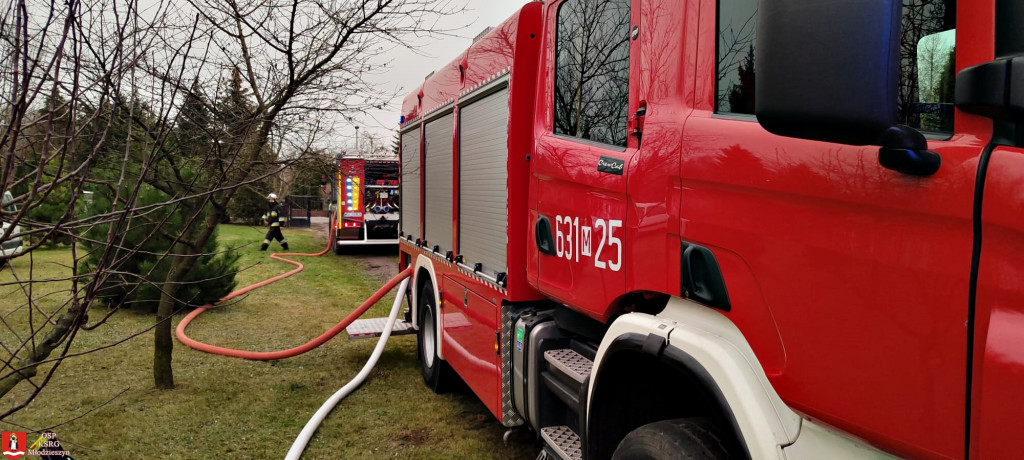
[284,277,410,460]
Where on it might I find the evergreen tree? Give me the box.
[288,150,334,197]
[727,45,756,115]
[227,182,269,223]
[25,158,75,247]
[176,82,213,158]
[80,182,240,313]
[934,47,956,132]
[220,68,275,223]
[78,94,240,313]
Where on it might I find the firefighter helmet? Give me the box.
[267,193,278,201]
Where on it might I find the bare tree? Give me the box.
[897,0,954,129]
[0,0,462,417]
[553,0,631,147]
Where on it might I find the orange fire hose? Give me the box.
[175,214,413,361]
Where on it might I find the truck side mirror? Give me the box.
[956,58,1024,122]
[755,0,940,176]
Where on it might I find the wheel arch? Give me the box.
[587,297,803,460]
[412,255,444,360]
[586,332,749,460]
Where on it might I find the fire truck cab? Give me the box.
[395,0,1024,458]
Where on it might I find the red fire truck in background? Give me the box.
[386,0,1023,458]
[332,155,400,253]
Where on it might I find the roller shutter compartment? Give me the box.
[400,129,420,238]
[424,112,455,252]
[458,87,509,277]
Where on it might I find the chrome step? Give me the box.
[540,425,582,460]
[345,317,416,339]
[544,349,593,384]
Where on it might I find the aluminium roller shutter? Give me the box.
[400,129,420,238]
[458,87,509,277]
[424,112,454,252]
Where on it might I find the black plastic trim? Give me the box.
[660,345,751,460]
[756,0,901,146]
[965,141,996,460]
[997,0,1024,58]
[535,216,556,255]
[550,133,629,153]
[579,373,591,459]
[711,111,955,141]
[956,57,1024,123]
[641,333,666,356]
[680,242,731,311]
[541,371,581,414]
[553,306,608,344]
[589,332,750,460]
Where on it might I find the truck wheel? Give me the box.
[611,418,731,460]
[417,283,452,393]
[333,238,344,255]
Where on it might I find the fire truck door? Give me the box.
[532,0,640,319]
[679,1,976,456]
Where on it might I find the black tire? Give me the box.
[417,283,452,393]
[333,236,344,255]
[612,418,731,460]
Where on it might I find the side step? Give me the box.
[544,348,593,384]
[540,426,582,460]
[345,317,416,339]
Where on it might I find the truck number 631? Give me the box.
[554,215,622,272]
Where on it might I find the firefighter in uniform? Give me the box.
[260,193,289,251]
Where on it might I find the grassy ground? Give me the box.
[0,224,538,459]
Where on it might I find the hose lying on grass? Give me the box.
[175,213,413,360]
[285,276,410,460]
[174,216,417,459]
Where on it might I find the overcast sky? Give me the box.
[341,0,528,150]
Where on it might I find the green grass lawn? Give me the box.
[0,224,538,459]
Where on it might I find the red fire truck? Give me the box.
[388,0,1023,458]
[332,155,400,253]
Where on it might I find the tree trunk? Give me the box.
[153,281,180,389]
[153,265,183,389]
[153,251,196,389]
[151,126,269,389]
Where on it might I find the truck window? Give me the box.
[716,0,757,115]
[915,28,955,133]
[364,161,399,185]
[553,0,631,148]
[716,0,956,135]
